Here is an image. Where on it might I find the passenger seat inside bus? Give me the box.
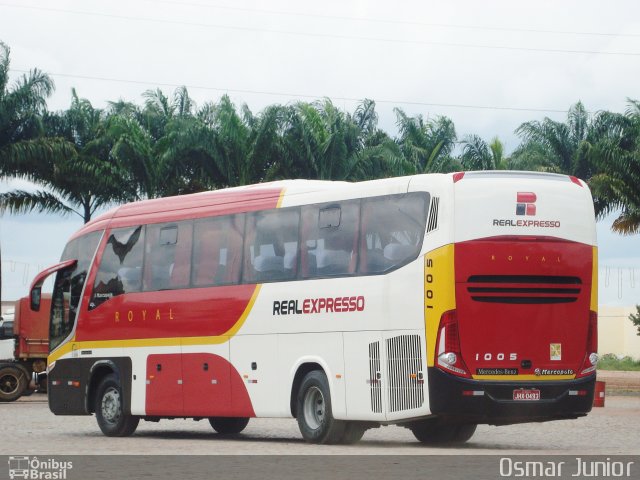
[254,254,285,282]
[315,249,351,275]
[383,243,416,263]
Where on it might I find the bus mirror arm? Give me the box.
[29,259,78,311]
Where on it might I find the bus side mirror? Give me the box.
[30,286,42,312]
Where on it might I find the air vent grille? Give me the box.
[368,341,382,413]
[467,275,581,304]
[426,197,439,232]
[386,335,424,413]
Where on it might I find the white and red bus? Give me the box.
[31,171,598,444]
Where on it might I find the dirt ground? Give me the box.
[1,392,638,455]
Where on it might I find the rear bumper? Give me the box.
[428,367,595,425]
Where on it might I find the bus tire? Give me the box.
[208,417,250,434]
[95,374,139,437]
[339,422,366,444]
[0,365,28,402]
[296,370,345,444]
[451,423,477,443]
[410,419,476,444]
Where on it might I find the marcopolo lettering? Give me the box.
[273,296,365,315]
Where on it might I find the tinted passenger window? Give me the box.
[143,221,192,291]
[90,226,144,309]
[359,193,429,273]
[244,209,299,283]
[192,214,244,287]
[301,201,359,278]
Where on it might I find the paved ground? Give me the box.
[1,392,639,455]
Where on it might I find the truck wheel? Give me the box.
[95,374,139,437]
[0,365,28,402]
[296,370,345,444]
[208,417,250,434]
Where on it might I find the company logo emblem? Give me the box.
[8,456,73,479]
[550,343,562,361]
[8,456,29,480]
[516,192,537,216]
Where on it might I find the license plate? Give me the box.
[513,388,541,401]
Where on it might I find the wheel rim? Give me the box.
[101,387,121,425]
[303,386,325,430]
[0,373,19,395]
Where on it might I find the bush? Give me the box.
[597,353,640,371]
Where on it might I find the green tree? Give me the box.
[394,109,460,173]
[460,135,510,170]
[588,100,640,234]
[269,99,388,181]
[0,41,73,184]
[511,102,601,178]
[1,90,150,223]
[630,305,640,336]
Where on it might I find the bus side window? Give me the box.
[192,214,244,287]
[301,201,360,278]
[243,208,299,283]
[143,221,193,291]
[359,193,429,274]
[90,226,144,309]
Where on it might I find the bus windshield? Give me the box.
[50,231,102,351]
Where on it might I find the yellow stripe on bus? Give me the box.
[48,284,262,364]
[424,244,456,367]
[591,246,598,312]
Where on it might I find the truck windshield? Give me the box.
[50,231,102,351]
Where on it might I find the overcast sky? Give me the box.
[0,0,639,304]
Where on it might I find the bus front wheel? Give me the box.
[208,417,250,434]
[95,374,139,437]
[296,370,345,444]
[410,419,477,444]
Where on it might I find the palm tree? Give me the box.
[1,90,149,223]
[0,41,74,183]
[394,109,460,173]
[588,100,640,234]
[511,102,595,178]
[460,135,510,170]
[270,99,353,180]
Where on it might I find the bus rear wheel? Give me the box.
[208,417,250,434]
[0,365,28,402]
[296,370,346,444]
[95,374,139,437]
[410,419,477,444]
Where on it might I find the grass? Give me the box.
[597,354,640,371]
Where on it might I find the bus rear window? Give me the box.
[359,192,429,274]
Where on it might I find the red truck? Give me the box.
[0,294,51,402]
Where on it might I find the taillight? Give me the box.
[577,311,598,377]
[435,310,471,378]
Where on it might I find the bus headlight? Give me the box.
[589,353,599,366]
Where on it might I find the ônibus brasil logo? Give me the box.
[8,456,73,480]
[492,191,561,228]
